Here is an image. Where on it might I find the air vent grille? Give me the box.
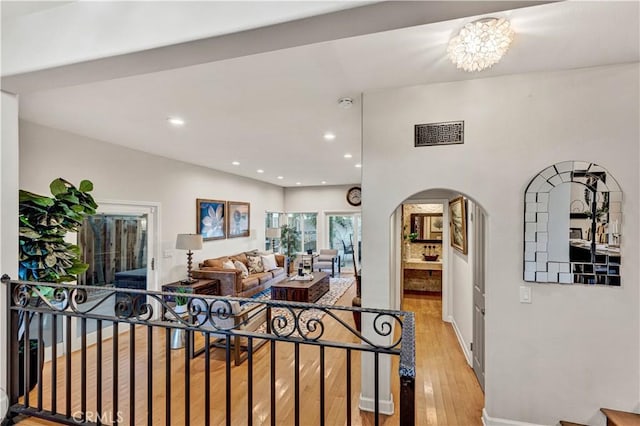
[414,121,464,147]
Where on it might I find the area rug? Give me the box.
[251,276,355,337]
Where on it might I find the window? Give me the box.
[265,212,283,252]
[287,213,317,253]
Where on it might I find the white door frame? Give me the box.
[47,200,161,359]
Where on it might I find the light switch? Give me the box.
[520,286,532,304]
[163,249,173,259]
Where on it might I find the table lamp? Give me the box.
[176,233,203,284]
[265,227,280,252]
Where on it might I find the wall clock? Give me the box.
[346,186,362,206]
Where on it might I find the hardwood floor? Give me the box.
[15,287,483,425]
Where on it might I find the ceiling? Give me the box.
[9,1,640,187]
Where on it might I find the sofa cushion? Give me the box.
[247,255,264,274]
[317,254,335,262]
[230,253,248,266]
[233,260,249,278]
[271,267,285,279]
[261,254,278,271]
[202,257,228,269]
[253,272,272,285]
[242,276,259,290]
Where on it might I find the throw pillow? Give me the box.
[222,259,235,270]
[203,257,227,269]
[233,260,249,278]
[261,254,278,271]
[247,255,264,274]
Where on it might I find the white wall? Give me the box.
[450,198,475,367]
[362,64,639,425]
[19,120,285,284]
[284,185,361,249]
[0,91,19,401]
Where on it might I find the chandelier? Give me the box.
[447,18,514,72]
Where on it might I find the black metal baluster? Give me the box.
[165,327,171,426]
[374,352,379,426]
[81,318,87,417]
[96,320,102,424]
[23,311,30,409]
[294,342,300,426]
[113,321,118,424]
[204,332,211,426]
[129,324,135,425]
[51,313,57,414]
[225,335,231,426]
[147,325,153,426]
[247,337,253,426]
[346,349,352,426]
[65,315,71,418]
[270,340,276,426]
[319,346,325,426]
[37,313,43,411]
[184,329,190,426]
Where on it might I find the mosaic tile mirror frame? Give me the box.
[523,161,622,286]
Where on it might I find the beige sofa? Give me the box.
[192,251,289,298]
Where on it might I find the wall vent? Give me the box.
[414,121,464,147]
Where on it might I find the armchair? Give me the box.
[314,249,340,277]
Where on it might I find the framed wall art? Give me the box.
[227,201,250,238]
[196,199,226,241]
[449,196,468,254]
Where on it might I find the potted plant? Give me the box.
[17,178,97,396]
[173,287,189,315]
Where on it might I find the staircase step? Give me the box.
[601,408,640,426]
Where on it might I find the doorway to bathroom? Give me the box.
[395,190,487,391]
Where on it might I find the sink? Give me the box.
[423,254,439,261]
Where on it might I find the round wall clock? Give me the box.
[346,186,362,206]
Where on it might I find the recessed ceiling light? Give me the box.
[257,169,264,174]
[167,117,185,126]
[321,181,327,185]
[232,161,240,166]
[344,153,352,159]
[277,176,284,180]
[355,164,362,168]
[296,182,301,185]
[323,132,336,141]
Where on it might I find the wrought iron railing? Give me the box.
[2,276,415,426]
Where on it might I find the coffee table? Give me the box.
[270,272,330,303]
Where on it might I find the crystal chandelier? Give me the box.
[447,18,514,72]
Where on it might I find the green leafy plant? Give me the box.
[175,287,189,306]
[19,178,98,284]
[280,224,301,258]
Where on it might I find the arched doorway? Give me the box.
[392,188,488,390]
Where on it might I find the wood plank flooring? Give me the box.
[15,287,483,425]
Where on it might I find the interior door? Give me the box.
[472,206,486,390]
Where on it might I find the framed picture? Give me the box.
[430,216,444,232]
[227,201,250,238]
[449,196,467,254]
[196,199,226,241]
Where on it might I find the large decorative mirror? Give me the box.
[523,161,622,286]
[410,213,444,242]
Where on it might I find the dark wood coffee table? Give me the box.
[270,272,330,303]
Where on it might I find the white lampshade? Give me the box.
[265,227,280,239]
[176,234,203,250]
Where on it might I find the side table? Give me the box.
[161,279,220,357]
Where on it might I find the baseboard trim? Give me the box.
[358,393,394,416]
[451,317,472,367]
[482,408,546,426]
